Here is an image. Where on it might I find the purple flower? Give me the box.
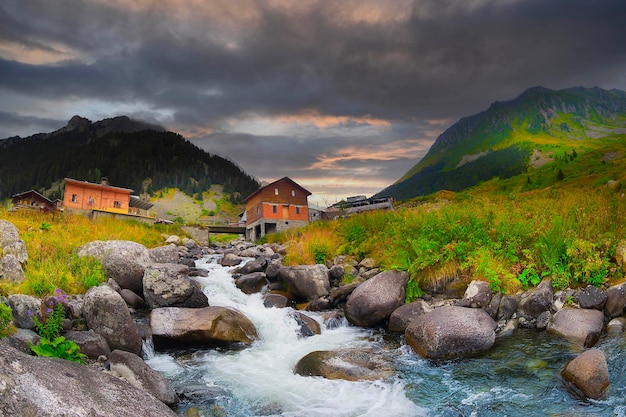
[27,309,33,317]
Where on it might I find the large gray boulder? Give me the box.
[520,280,553,318]
[110,349,178,406]
[148,245,180,264]
[577,285,607,310]
[0,220,28,264]
[294,348,393,381]
[150,306,257,348]
[605,284,626,318]
[388,300,432,333]
[547,307,604,348]
[239,257,268,275]
[142,263,208,308]
[64,329,111,360]
[279,264,331,300]
[83,285,143,355]
[462,280,493,308]
[561,349,609,399]
[405,306,497,359]
[0,254,25,283]
[6,294,41,329]
[78,240,151,293]
[0,341,177,417]
[235,272,268,294]
[344,270,408,327]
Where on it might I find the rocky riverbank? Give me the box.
[1,224,624,413]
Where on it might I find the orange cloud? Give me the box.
[0,40,82,65]
[273,110,391,128]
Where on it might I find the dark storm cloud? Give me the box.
[1,0,626,198]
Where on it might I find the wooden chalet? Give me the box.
[11,190,60,212]
[244,177,311,240]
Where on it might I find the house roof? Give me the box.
[12,190,54,205]
[129,195,154,210]
[64,178,133,193]
[243,176,312,202]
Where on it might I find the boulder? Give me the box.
[520,280,553,318]
[577,285,607,310]
[221,253,243,266]
[497,294,520,321]
[561,349,609,400]
[239,257,267,275]
[150,306,257,348]
[344,270,408,327]
[6,294,41,329]
[64,329,111,359]
[235,272,268,294]
[462,280,493,308]
[82,285,143,355]
[149,245,180,264]
[143,263,208,308]
[265,259,283,281]
[110,349,178,406]
[4,328,39,354]
[329,264,345,282]
[547,307,604,348]
[358,258,376,269]
[120,289,148,309]
[0,254,25,283]
[279,264,331,300]
[291,311,321,337]
[329,282,360,306]
[78,240,151,293]
[263,293,290,308]
[484,292,502,319]
[388,300,432,333]
[405,306,497,359]
[294,348,393,381]
[165,235,181,245]
[607,317,626,336]
[0,220,28,264]
[605,284,626,318]
[0,341,177,416]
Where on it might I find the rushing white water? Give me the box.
[145,255,423,417]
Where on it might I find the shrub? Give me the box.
[0,302,16,338]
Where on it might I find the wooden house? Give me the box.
[244,177,311,240]
[11,190,59,212]
[62,177,153,217]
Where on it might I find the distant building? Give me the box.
[328,195,394,217]
[62,177,154,217]
[11,190,60,212]
[244,177,311,240]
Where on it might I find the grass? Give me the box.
[0,208,187,297]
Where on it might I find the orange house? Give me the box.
[63,177,132,215]
[244,177,311,240]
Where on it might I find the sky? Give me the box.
[2,0,626,205]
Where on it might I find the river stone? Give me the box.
[150,306,257,348]
[291,311,321,337]
[64,329,111,359]
[265,259,283,281]
[547,307,604,348]
[0,340,177,417]
[263,293,290,308]
[463,280,493,308]
[607,317,626,336]
[329,282,360,306]
[359,258,376,269]
[239,257,268,274]
[279,264,331,300]
[78,240,151,293]
[520,280,553,318]
[329,264,345,281]
[120,288,149,309]
[221,253,243,266]
[344,270,408,327]
[605,284,626,318]
[497,294,520,321]
[5,328,39,354]
[294,348,393,381]
[561,349,609,400]
[143,263,208,308]
[165,235,181,245]
[0,220,28,264]
[388,300,432,333]
[0,254,25,283]
[578,285,607,310]
[405,306,497,359]
[6,294,41,329]
[83,285,143,355]
[235,272,268,294]
[110,349,178,406]
[149,245,180,264]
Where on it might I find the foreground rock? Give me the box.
[344,270,408,327]
[0,341,177,417]
[142,263,208,308]
[405,306,497,359]
[561,349,609,399]
[78,240,151,293]
[110,349,178,406]
[547,308,604,348]
[279,264,331,300]
[294,348,393,381]
[150,306,257,347]
[388,300,432,333]
[83,285,143,355]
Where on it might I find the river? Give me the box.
[144,255,626,417]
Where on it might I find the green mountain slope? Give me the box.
[0,116,260,202]
[378,86,626,201]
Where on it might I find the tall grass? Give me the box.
[0,209,187,297]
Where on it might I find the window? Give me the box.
[274,187,279,195]
[71,194,78,203]
[291,189,296,197]
[272,205,277,213]
[114,201,121,209]
[256,207,260,215]
[296,207,300,215]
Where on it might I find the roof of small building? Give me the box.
[243,176,312,203]
[129,195,154,210]
[11,190,54,205]
[64,178,134,193]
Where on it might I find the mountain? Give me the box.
[378,86,626,201]
[0,116,260,202]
